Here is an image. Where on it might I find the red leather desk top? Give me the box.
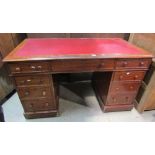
[3,38,153,62]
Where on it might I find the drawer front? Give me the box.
[116,59,151,69]
[17,86,52,99]
[113,71,145,81]
[110,81,141,93]
[51,59,115,72]
[107,93,135,105]
[9,62,49,74]
[15,75,51,86]
[22,99,56,112]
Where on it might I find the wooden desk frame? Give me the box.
[3,38,153,119]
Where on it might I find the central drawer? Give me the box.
[17,86,52,99]
[51,59,115,72]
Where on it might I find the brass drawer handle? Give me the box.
[129,86,134,90]
[26,79,31,82]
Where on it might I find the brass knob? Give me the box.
[25,91,30,96]
[112,97,117,102]
[26,79,31,82]
[37,66,42,69]
[116,87,119,91]
[98,63,104,68]
[20,80,25,84]
[134,75,138,80]
[122,61,128,67]
[29,103,33,108]
[126,72,130,75]
[31,66,36,69]
[15,67,21,71]
[125,97,129,101]
[101,63,104,66]
[42,91,46,96]
[140,62,144,66]
[45,103,49,106]
[129,86,133,90]
[119,75,123,80]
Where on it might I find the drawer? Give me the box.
[22,98,56,112]
[51,59,115,72]
[116,59,151,69]
[110,81,141,93]
[9,62,50,74]
[113,71,145,81]
[17,86,52,99]
[15,75,51,86]
[107,93,135,105]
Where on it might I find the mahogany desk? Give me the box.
[3,38,153,119]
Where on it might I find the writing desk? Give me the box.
[3,38,153,119]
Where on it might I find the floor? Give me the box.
[2,82,155,122]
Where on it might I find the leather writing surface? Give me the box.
[3,38,153,62]
[15,38,149,57]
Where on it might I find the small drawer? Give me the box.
[110,81,141,93]
[107,93,135,105]
[17,86,52,99]
[51,59,115,72]
[9,62,49,74]
[15,75,51,86]
[113,71,146,81]
[116,59,151,69]
[22,98,56,112]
